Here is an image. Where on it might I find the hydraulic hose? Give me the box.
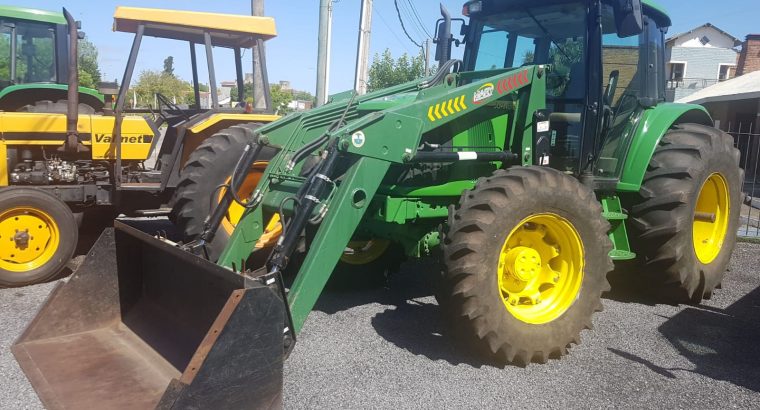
[199,141,263,244]
[269,138,341,272]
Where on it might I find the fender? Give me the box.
[617,103,713,192]
[0,84,104,111]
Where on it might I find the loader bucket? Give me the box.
[12,220,285,410]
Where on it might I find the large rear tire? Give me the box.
[625,124,743,303]
[171,123,276,260]
[0,188,77,287]
[441,167,613,365]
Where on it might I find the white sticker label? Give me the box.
[351,131,366,148]
[537,120,550,133]
[457,152,478,160]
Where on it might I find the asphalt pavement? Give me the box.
[1,241,759,409]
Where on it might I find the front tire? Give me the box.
[441,167,613,365]
[171,123,276,260]
[0,188,77,287]
[625,124,743,302]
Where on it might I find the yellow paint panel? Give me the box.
[90,115,154,160]
[0,112,155,160]
[188,113,280,134]
[0,142,7,186]
[113,7,277,47]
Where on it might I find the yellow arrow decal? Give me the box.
[447,99,454,115]
[434,103,442,120]
[459,95,468,110]
[427,106,436,122]
[453,97,461,112]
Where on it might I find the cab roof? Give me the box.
[0,6,66,25]
[113,7,277,48]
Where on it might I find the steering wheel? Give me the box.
[155,92,190,122]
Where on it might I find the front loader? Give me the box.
[14,0,743,407]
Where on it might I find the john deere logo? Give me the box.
[473,83,494,104]
[351,131,366,148]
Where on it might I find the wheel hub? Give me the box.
[497,214,585,324]
[504,247,542,282]
[13,230,30,249]
[692,173,730,264]
[0,207,59,272]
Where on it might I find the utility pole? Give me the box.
[251,0,267,110]
[353,0,372,94]
[316,0,333,106]
[424,39,431,76]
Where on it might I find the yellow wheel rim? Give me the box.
[0,206,60,272]
[692,173,730,264]
[219,161,269,236]
[497,213,584,325]
[255,214,282,249]
[340,239,390,265]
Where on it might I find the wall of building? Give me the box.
[670,25,738,49]
[737,35,760,75]
[666,47,738,101]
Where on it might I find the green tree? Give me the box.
[230,83,298,112]
[292,90,315,104]
[367,49,426,92]
[163,56,174,76]
[269,83,292,114]
[131,70,193,108]
[78,36,101,88]
[230,82,254,103]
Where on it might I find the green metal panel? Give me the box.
[0,84,105,103]
[378,196,449,224]
[0,6,66,25]
[617,103,712,192]
[217,206,266,271]
[287,157,391,332]
[600,195,635,260]
[641,0,671,27]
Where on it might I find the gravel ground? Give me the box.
[1,242,759,409]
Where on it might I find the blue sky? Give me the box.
[25,0,760,95]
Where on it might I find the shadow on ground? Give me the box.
[313,259,494,368]
[611,284,760,392]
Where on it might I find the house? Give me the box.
[665,23,742,102]
[678,35,760,186]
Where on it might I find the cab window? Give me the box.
[16,21,57,83]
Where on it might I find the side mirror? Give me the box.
[614,0,643,38]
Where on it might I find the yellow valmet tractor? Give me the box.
[0,6,279,286]
[12,0,744,408]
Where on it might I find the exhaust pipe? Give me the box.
[62,8,82,153]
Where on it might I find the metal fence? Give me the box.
[725,123,760,238]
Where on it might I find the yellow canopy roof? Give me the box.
[113,7,276,48]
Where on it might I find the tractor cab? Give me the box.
[0,6,103,110]
[455,0,670,181]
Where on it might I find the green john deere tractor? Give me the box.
[14,0,743,407]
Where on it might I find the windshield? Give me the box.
[0,20,57,85]
[465,2,586,99]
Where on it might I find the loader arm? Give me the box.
[218,65,548,334]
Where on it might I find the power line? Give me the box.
[393,0,422,48]
[375,8,412,54]
[397,0,426,41]
[405,0,432,39]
